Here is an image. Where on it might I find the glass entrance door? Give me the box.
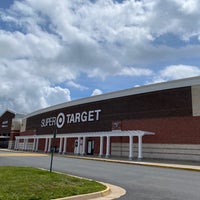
[87,140,94,155]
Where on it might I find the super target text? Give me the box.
[41,109,101,128]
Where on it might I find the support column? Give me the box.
[59,138,63,154]
[15,138,19,150]
[25,139,29,150]
[105,136,110,158]
[24,139,27,151]
[82,137,86,156]
[129,135,133,160]
[35,138,39,152]
[48,138,52,152]
[44,138,48,153]
[23,139,26,150]
[14,139,17,150]
[33,138,36,152]
[24,138,29,151]
[77,137,81,155]
[63,138,67,154]
[99,136,104,157]
[138,135,143,160]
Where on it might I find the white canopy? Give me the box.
[15,130,155,160]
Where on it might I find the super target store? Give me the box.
[1,76,200,161]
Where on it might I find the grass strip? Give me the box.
[0,166,106,200]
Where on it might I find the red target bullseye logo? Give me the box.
[56,113,65,128]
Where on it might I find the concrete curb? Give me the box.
[63,155,200,172]
[48,170,114,200]
[50,169,126,200]
[37,169,113,200]
[129,161,200,172]
[54,183,110,200]
[0,150,126,200]
[2,149,200,172]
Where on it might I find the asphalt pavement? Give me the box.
[0,149,200,200]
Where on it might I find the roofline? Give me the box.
[0,109,16,117]
[0,109,26,118]
[24,76,200,118]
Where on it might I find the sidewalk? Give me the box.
[62,154,200,172]
[1,148,200,171]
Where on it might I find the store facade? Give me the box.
[5,76,200,161]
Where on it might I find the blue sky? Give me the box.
[1,0,200,114]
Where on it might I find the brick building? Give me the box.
[0,110,24,148]
[3,76,200,161]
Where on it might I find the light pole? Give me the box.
[50,128,57,172]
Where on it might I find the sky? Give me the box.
[1,0,200,115]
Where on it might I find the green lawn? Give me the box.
[0,166,106,200]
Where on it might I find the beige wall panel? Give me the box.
[20,118,27,132]
[192,85,200,116]
[11,119,21,130]
[111,143,200,161]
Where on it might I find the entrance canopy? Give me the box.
[15,130,155,160]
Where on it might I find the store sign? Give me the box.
[1,120,8,128]
[41,109,101,128]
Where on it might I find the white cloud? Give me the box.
[2,0,200,69]
[67,81,88,90]
[145,0,200,40]
[150,65,200,84]
[91,89,103,96]
[159,65,200,79]
[175,0,199,14]
[116,67,153,76]
[0,59,71,113]
[41,86,71,107]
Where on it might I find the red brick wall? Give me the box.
[0,111,15,135]
[38,139,45,151]
[122,116,200,144]
[19,130,36,136]
[9,130,20,140]
[26,87,192,135]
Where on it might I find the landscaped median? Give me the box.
[0,166,107,200]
